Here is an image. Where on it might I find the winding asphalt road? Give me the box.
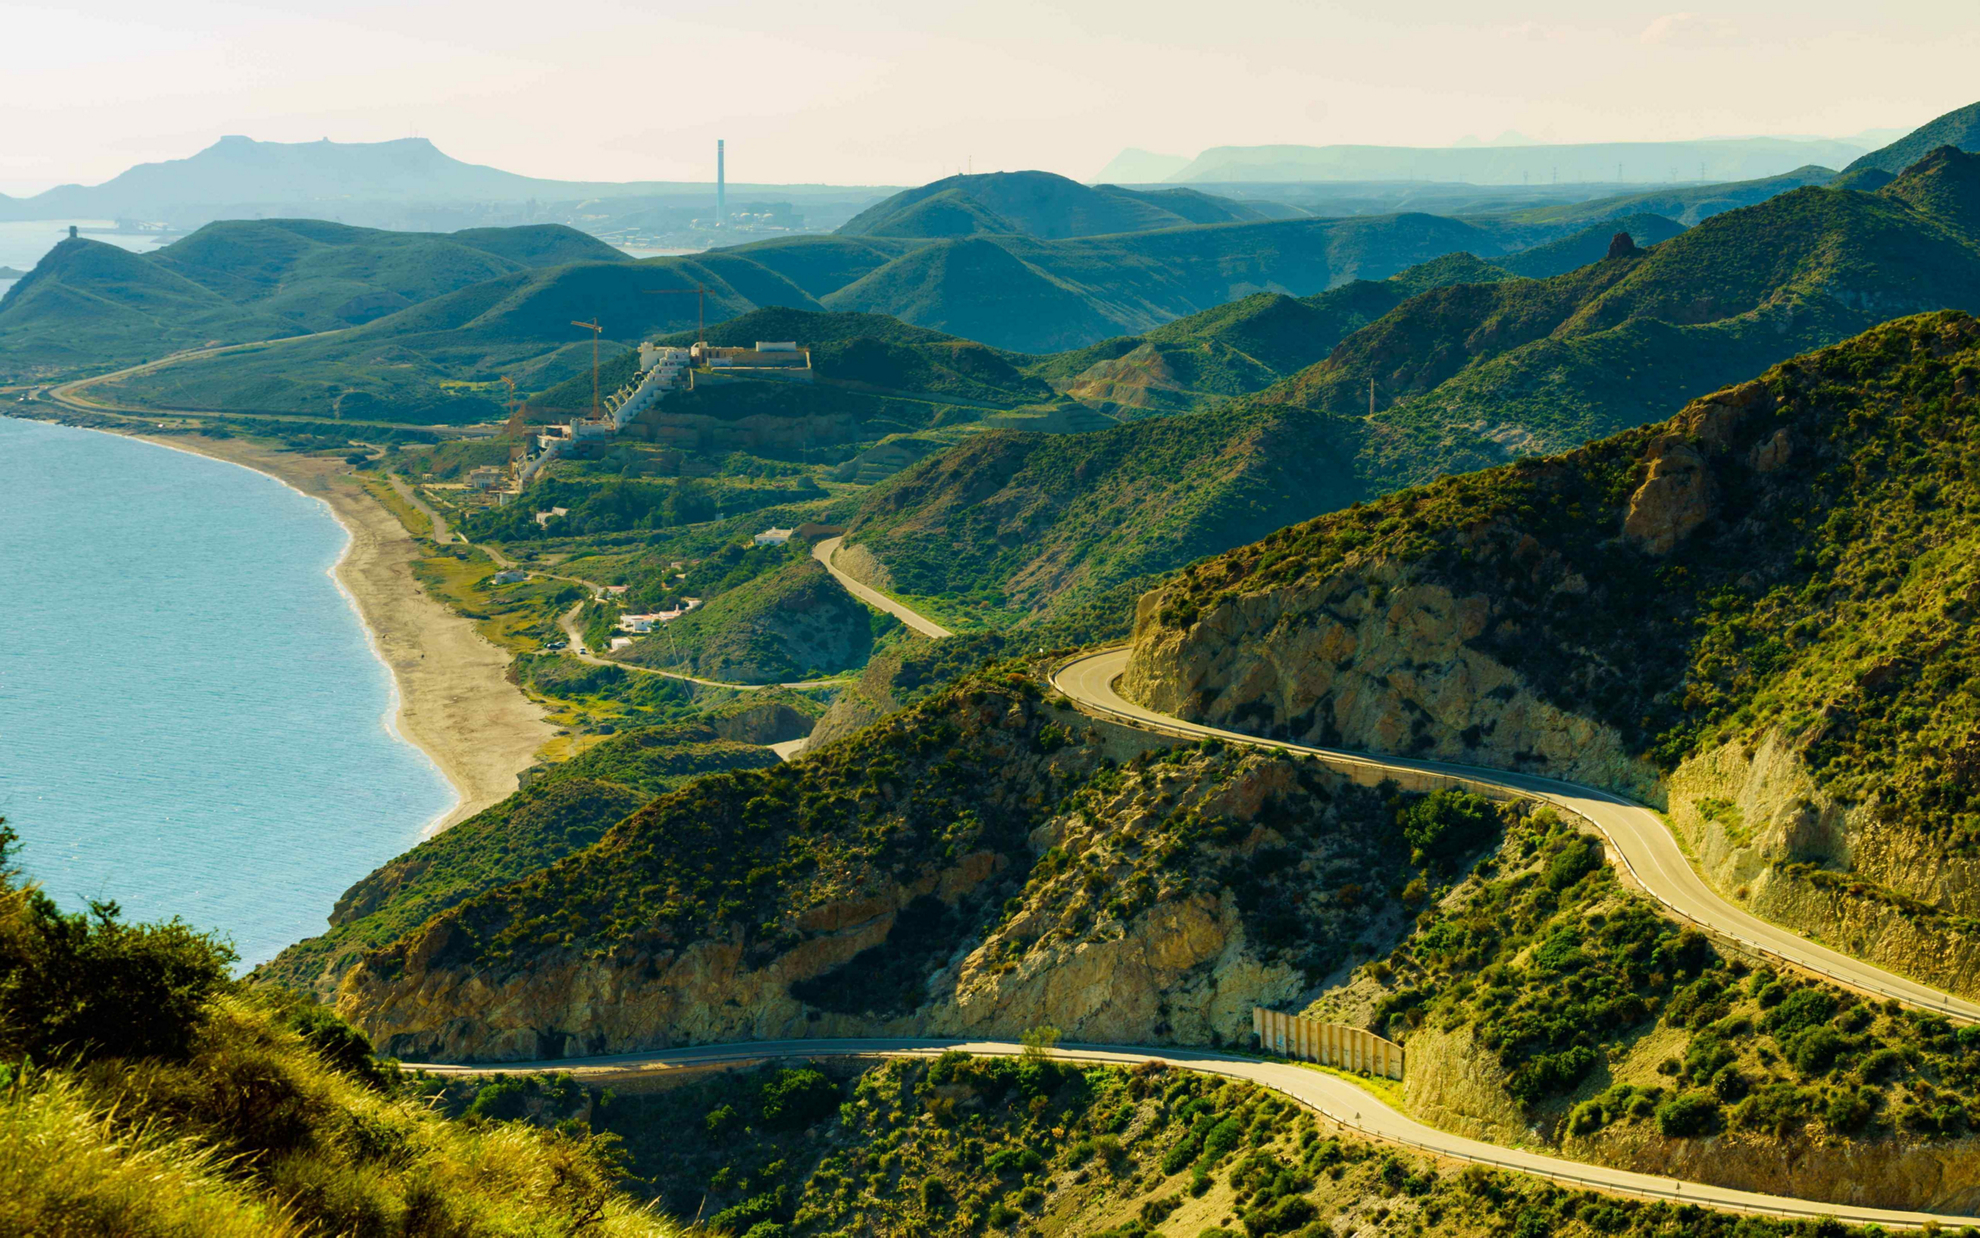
[812,536,952,638]
[1054,647,1980,1023]
[403,579,1980,1225]
[408,1037,1959,1227]
[41,335,497,436]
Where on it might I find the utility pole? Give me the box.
[1368,377,1375,418]
[571,319,603,420]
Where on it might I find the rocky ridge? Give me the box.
[1121,312,1980,995]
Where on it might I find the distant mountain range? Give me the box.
[0,136,896,239]
[1161,136,1869,186]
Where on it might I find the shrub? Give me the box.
[985,1147,1043,1176]
[1711,1066,1750,1102]
[1733,1082,1814,1136]
[1825,1090,1875,1133]
[1545,838,1601,890]
[1787,1025,1846,1076]
[1400,790,1500,868]
[1859,1047,1904,1082]
[1761,988,1838,1039]
[1202,1116,1245,1163]
[1567,1100,1607,1136]
[758,1068,839,1132]
[0,822,237,1064]
[1655,1091,1719,1137]
[920,1174,949,1208]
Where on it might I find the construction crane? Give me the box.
[642,286,711,346]
[499,375,524,435]
[571,319,604,420]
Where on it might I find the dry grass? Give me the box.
[0,998,683,1238]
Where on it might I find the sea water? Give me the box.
[0,417,453,965]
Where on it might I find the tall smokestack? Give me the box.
[717,139,726,229]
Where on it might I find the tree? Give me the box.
[1021,1024,1062,1063]
[0,820,237,1064]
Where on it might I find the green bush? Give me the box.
[919,1174,948,1208]
[758,1069,839,1132]
[1544,838,1601,890]
[1654,1091,1719,1137]
[0,824,236,1064]
[1762,988,1838,1039]
[1399,790,1500,868]
[1787,1025,1846,1076]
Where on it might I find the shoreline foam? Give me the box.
[74,425,553,836]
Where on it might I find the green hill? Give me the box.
[616,556,876,683]
[821,236,1122,353]
[1267,146,1980,485]
[1029,252,1515,415]
[92,207,1555,412]
[1844,100,1980,175]
[100,254,803,421]
[0,219,626,381]
[259,703,804,995]
[839,402,1367,617]
[1126,309,1980,1000]
[838,169,1264,239]
[0,821,680,1234]
[1496,212,1687,277]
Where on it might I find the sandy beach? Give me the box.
[118,431,554,834]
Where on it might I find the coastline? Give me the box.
[109,429,554,835]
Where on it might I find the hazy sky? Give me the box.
[4,0,1975,193]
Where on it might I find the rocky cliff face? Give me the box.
[1399,1024,1535,1145]
[1572,1124,1980,1215]
[1122,562,1658,802]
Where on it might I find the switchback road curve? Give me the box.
[1053,646,1980,1023]
[403,629,1980,1226]
[406,1037,1963,1229]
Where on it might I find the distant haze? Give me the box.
[3,0,1975,194]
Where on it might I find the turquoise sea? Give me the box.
[0,417,453,965]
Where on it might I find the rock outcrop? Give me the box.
[1572,1124,1980,1216]
[1621,436,1715,555]
[338,700,1415,1062]
[1669,730,1980,997]
[1123,562,1657,801]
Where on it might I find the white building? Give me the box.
[754,527,795,546]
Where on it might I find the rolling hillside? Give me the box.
[1127,309,1980,1001]
[838,401,1368,617]
[1028,252,1516,415]
[98,255,792,421]
[0,218,627,381]
[838,169,1268,238]
[85,205,1567,410]
[1844,100,1980,175]
[1271,146,1980,486]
